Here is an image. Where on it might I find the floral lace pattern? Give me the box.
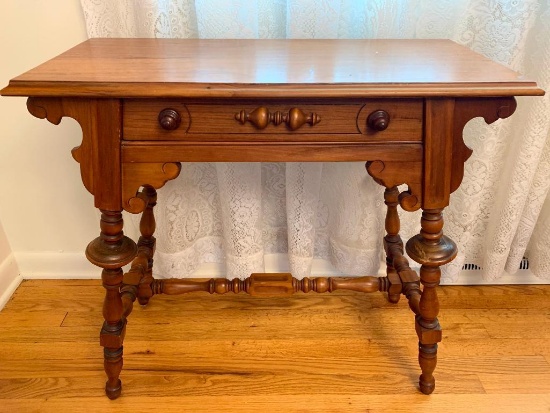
[81,0,550,282]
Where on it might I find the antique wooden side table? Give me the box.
[1,39,544,399]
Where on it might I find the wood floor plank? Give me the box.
[484,322,550,339]
[479,373,550,393]
[10,336,548,362]
[0,310,68,327]
[0,280,549,412]
[60,306,550,327]
[0,371,486,399]
[439,338,550,356]
[3,319,489,344]
[1,394,549,413]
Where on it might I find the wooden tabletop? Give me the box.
[1,39,544,98]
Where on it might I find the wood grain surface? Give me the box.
[1,39,544,98]
[1,280,549,413]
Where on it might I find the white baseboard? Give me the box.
[191,256,549,284]
[11,251,550,283]
[446,268,547,285]
[9,252,353,280]
[14,251,100,279]
[0,253,22,311]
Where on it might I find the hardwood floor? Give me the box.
[0,279,549,412]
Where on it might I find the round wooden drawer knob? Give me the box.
[158,108,181,131]
[367,110,390,131]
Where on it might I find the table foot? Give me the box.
[418,343,437,394]
[387,292,401,304]
[104,347,123,399]
[105,381,122,400]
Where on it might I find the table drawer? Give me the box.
[123,99,423,142]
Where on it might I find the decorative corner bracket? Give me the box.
[366,160,422,211]
[451,96,517,193]
[27,98,93,192]
[122,162,182,214]
[26,97,123,210]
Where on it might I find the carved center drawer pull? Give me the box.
[367,110,390,131]
[235,107,321,131]
[158,108,181,131]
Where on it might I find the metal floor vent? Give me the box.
[462,263,482,271]
[461,257,530,271]
[519,257,530,270]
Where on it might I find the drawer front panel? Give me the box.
[123,99,423,142]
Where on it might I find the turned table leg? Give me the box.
[86,210,137,400]
[136,186,157,306]
[383,186,403,303]
[406,209,457,394]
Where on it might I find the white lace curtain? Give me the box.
[80,0,550,283]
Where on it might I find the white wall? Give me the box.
[0,0,102,279]
[0,220,13,265]
[0,219,20,309]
